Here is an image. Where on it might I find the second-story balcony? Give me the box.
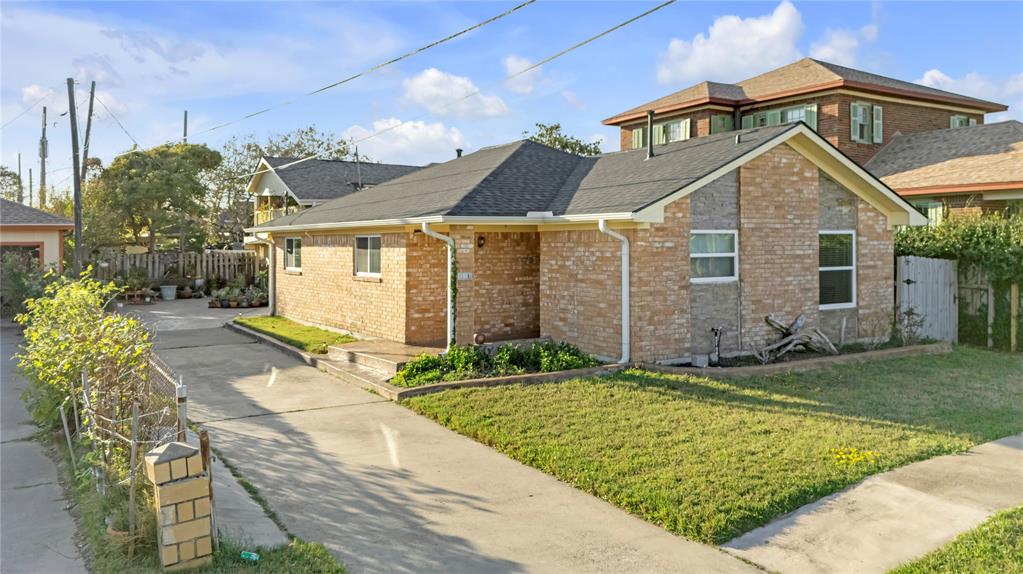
[254,208,288,226]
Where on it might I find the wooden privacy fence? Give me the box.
[959,264,1021,352]
[92,250,263,282]
[896,256,958,343]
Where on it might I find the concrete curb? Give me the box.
[225,321,623,401]
[642,342,954,379]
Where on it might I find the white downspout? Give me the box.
[598,219,630,364]
[268,239,277,316]
[421,222,455,351]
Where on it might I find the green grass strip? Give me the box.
[236,316,355,354]
[890,506,1023,574]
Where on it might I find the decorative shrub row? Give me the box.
[392,341,600,387]
[895,213,1023,284]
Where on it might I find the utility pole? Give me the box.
[183,110,188,143]
[80,81,96,185]
[17,153,23,203]
[39,106,48,208]
[179,111,188,259]
[66,78,84,274]
[28,169,32,207]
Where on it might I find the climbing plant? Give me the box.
[895,213,1023,284]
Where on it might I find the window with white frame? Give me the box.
[652,118,691,145]
[284,237,302,270]
[690,231,738,283]
[851,102,883,143]
[950,115,976,128]
[355,235,382,276]
[819,231,856,308]
[631,126,647,149]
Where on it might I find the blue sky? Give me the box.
[2,0,1021,191]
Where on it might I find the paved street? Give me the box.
[0,327,86,574]
[156,326,758,574]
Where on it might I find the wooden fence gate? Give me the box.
[896,256,958,343]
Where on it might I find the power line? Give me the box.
[94,93,140,148]
[1,86,59,130]
[187,0,537,140]
[236,0,678,182]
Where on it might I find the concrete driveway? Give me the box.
[1,328,86,574]
[122,296,266,332]
[157,328,758,574]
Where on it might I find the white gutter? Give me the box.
[598,219,630,364]
[243,212,638,234]
[420,222,456,351]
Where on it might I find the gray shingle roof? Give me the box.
[865,120,1023,190]
[0,198,74,227]
[253,124,797,230]
[263,157,421,201]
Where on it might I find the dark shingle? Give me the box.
[0,198,74,226]
[263,157,421,201]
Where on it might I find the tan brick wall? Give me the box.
[856,199,895,340]
[405,232,448,346]
[540,229,624,360]
[472,231,541,342]
[274,232,407,341]
[738,144,821,349]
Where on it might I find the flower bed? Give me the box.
[392,341,599,388]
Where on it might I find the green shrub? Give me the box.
[392,341,598,387]
[895,213,1023,284]
[0,252,48,318]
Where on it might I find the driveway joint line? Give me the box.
[197,399,390,424]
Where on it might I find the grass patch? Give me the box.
[235,316,355,354]
[393,341,598,387]
[404,347,1023,544]
[890,506,1023,573]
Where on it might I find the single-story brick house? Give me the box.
[248,123,926,364]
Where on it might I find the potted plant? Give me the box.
[227,287,241,308]
[218,288,231,309]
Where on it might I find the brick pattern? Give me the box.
[452,228,476,346]
[472,232,541,342]
[856,198,895,340]
[405,232,447,345]
[274,232,407,341]
[739,144,821,349]
[145,443,213,571]
[540,230,623,360]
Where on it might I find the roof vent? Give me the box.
[456,148,463,158]
[735,134,741,145]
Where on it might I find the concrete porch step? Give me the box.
[327,340,444,376]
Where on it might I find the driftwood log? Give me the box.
[751,314,839,364]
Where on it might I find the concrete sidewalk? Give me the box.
[724,433,1023,573]
[157,327,758,574]
[1,328,86,574]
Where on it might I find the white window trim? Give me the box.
[354,234,382,277]
[819,230,857,310]
[690,230,739,284]
[284,237,302,271]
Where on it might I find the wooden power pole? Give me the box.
[39,106,47,208]
[80,81,96,185]
[66,78,84,274]
[17,153,23,203]
[28,169,32,207]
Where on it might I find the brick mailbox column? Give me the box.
[144,442,214,571]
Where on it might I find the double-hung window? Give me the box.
[653,118,691,145]
[355,235,382,276]
[690,231,738,283]
[819,231,856,309]
[950,115,976,128]
[740,103,818,131]
[631,126,648,150]
[851,102,883,143]
[284,237,302,271]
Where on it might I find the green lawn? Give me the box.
[235,316,355,354]
[404,347,1023,544]
[890,506,1023,574]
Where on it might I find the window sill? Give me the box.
[284,268,302,276]
[691,278,738,285]
[353,274,382,283]
[819,303,856,311]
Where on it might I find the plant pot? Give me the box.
[194,278,205,290]
[181,287,193,299]
[229,300,239,308]
[159,285,177,300]
[220,299,230,308]
[208,300,218,308]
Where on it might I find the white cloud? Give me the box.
[403,68,508,118]
[917,69,1023,121]
[343,117,466,165]
[20,84,59,107]
[810,29,860,66]
[503,55,542,94]
[860,23,879,42]
[656,0,803,84]
[561,90,585,110]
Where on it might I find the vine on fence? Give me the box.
[895,213,1023,284]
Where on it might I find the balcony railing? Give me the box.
[253,208,287,226]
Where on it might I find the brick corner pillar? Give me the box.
[450,226,476,346]
[144,442,214,571]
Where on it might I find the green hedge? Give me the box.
[895,213,1023,284]
[392,341,599,387]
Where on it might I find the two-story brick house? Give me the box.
[603,58,1007,166]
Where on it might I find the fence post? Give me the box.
[987,282,995,349]
[128,402,140,550]
[198,429,220,551]
[176,378,188,442]
[59,398,76,472]
[1012,283,1019,353]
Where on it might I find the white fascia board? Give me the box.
[242,212,637,234]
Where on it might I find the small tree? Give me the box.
[0,166,23,202]
[523,122,603,156]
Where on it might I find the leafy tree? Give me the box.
[95,143,222,253]
[206,126,364,245]
[0,166,23,202]
[523,123,603,156]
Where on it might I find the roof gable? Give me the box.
[0,198,74,227]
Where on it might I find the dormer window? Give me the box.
[653,118,691,144]
[950,115,977,128]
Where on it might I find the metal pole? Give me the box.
[128,403,140,543]
[183,110,188,143]
[66,78,83,274]
[176,378,187,442]
[199,429,219,551]
[39,106,47,208]
[59,400,76,472]
[80,81,96,185]
[17,153,23,203]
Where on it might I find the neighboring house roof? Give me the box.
[257,157,422,202]
[251,123,926,231]
[866,121,1023,195]
[605,58,1008,125]
[0,198,74,228]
